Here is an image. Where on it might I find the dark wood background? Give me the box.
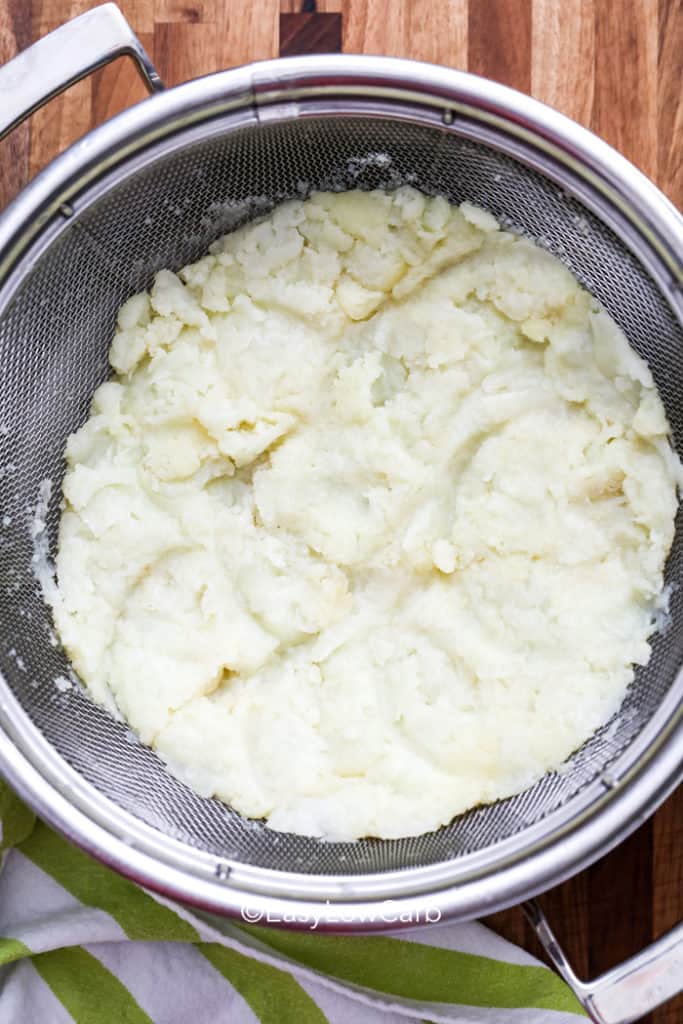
[0,2,681,1020]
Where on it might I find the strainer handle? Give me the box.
[0,2,163,142]
[524,899,683,1023]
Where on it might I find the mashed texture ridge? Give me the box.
[51,188,680,840]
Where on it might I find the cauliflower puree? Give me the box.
[51,188,680,840]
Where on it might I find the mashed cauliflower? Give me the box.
[51,188,680,840]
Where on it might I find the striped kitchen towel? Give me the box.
[0,780,585,1023]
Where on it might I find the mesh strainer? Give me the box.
[0,6,682,1020]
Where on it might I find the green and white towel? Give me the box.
[0,780,585,1023]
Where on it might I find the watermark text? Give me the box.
[240,900,441,929]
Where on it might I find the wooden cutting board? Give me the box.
[0,3,681,1020]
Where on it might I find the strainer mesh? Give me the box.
[1,116,681,874]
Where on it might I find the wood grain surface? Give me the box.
[0,3,682,1021]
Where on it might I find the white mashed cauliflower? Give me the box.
[51,188,680,840]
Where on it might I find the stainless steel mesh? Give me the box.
[1,115,682,875]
